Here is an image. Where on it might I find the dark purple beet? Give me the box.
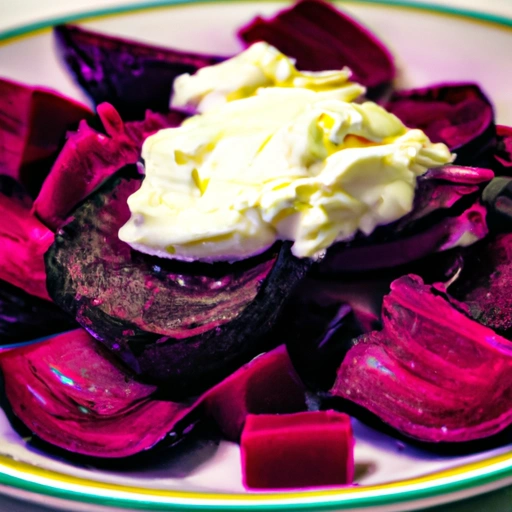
[0,176,53,300]
[241,411,354,489]
[33,103,184,232]
[238,0,395,100]
[45,167,311,398]
[330,275,512,443]
[318,165,492,273]
[0,77,92,197]
[385,83,495,167]
[0,278,76,346]
[202,345,307,441]
[0,329,198,457]
[54,24,225,120]
[450,233,512,337]
[493,125,512,175]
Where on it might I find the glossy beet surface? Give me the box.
[45,167,311,397]
[54,24,225,120]
[0,78,92,196]
[0,329,199,457]
[0,176,53,300]
[331,275,512,443]
[238,0,395,99]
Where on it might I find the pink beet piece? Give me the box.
[241,411,354,489]
[238,0,395,99]
[33,103,183,231]
[0,179,53,300]
[331,275,512,443]
[0,329,198,458]
[0,77,92,196]
[203,345,307,441]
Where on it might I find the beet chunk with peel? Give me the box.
[202,345,307,441]
[0,329,198,458]
[0,78,92,196]
[0,176,53,300]
[54,24,225,120]
[385,83,495,167]
[238,0,395,99]
[241,411,354,489]
[331,275,512,443]
[45,168,311,397]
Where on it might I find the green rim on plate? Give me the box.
[0,1,511,510]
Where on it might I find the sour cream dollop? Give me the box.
[119,45,453,262]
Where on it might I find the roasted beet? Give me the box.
[54,24,225,120]
[331,275,512,443]
[241,411,354,489]
[318,165,492,273]
[493,125,512,175]
[451,233,512,337]
[0,279,76,346]
[0,77,92,196]
[385,83,495,167]
[0,176,53,300]
[33,103,184,231]
[0,329,199,457]
[45,167,311,397]
[202,345,307,441]
[238,0,395,99]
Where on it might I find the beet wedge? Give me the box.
[317,165,492,273]
[238,0,395,100]
[0,329,199,458]
[0,77,92,197]
[385,83,495,167]
[54,24,225,120]
[0,176,53,300]
[331,275,512,443]
[33,103,184,231]
[45,166,312,398]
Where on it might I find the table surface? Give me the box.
[0,0,511,510]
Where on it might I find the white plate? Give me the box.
[0,1,511,511]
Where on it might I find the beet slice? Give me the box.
[385,83,495,167]
[0,279,76,346]
[202,345,307,441]
[241,411,354,489]
[450,233,512,337]
[45,167,311,397]
[0,176,53,300]
[330,275,512,443]
[0,329,199,458]
[493,125,512,175]
[33,103,184,231]
[317,165,492,273]
[54,24,225,120]
[238,0,395,99]
[0,77,92,197]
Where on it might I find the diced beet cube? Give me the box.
[241,411,354,489]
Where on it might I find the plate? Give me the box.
[0,1,512,511]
